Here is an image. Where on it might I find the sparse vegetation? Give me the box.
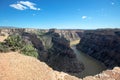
[5,35,23,51]
[21,44,38,58]
[0,34,38,58]
[0,43,9,52]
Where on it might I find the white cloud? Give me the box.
[10,3,27,10]
[82,16,87,19]
[19,1,40,10]
[10,1,40,10]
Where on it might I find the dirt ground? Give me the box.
[0,52,80,80]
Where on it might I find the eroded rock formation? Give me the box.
[45,32,84,73]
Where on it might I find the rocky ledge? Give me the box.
[83,67,120,80]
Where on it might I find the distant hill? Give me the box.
[0,26,19,29]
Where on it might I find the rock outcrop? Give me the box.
[77,29,120,68]
[46,32,84,73]
[52,32,75,58]
[48,29,82,41]
[83,67,120,80]
[21,32,48,61]
[22,32,44,51]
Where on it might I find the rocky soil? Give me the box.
[77,29,120,68]
[0,52,80,80]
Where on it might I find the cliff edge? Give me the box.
[0,52,80,80]
[0,52,120,80]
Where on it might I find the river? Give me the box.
[71,45,107,78]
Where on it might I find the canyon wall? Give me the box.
[49,29,84,41]
[0,28,83,42]
[77,29,120,68]
[42,31,84,73]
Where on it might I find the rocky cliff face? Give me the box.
[52,32,75,58]
[43,31,84,73]
[77,29,120,68]
[49,29,83,41]
[22,32,45,51]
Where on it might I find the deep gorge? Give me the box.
[0,28,120,79]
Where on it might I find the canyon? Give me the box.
[77,29,120,68]
[0,28,120,80]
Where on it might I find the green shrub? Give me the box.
[0,34,39,58]
[5,35,23,51]
[21,44,38,58]
[0,43,9,52]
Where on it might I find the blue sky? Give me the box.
[0,0,120,29]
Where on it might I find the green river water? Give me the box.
[71,46,107,78]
